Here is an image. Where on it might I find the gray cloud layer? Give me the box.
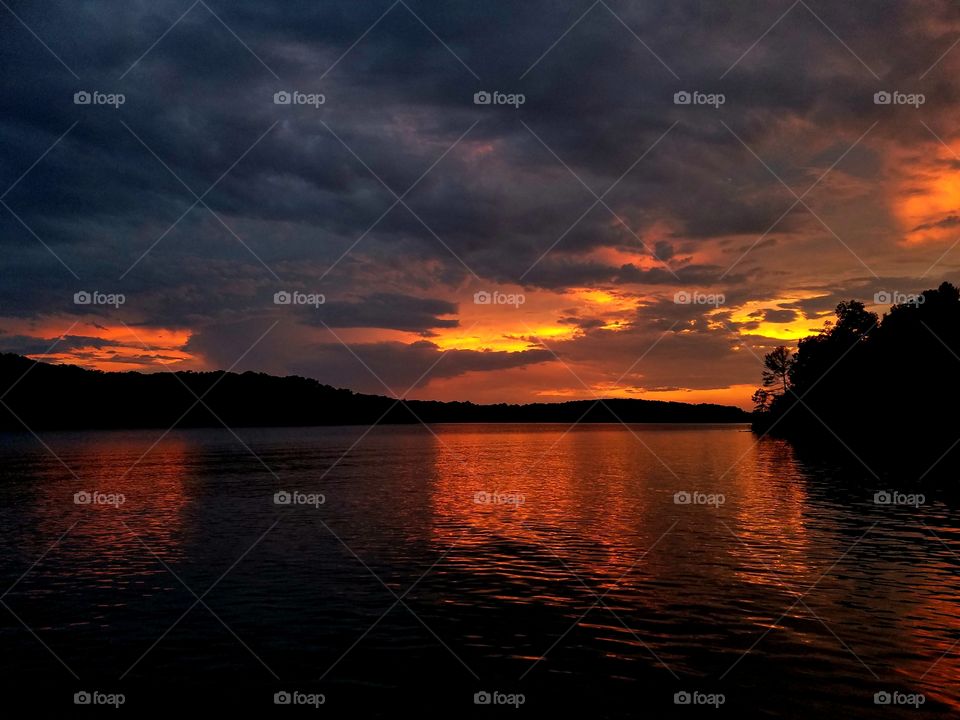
[3,0,960,397]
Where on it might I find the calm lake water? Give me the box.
[0,424,958,717]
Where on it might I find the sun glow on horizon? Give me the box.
[3,315,196,372]
[530,382,757,410]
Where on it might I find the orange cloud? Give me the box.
[892,140,960,245]
[3,315,195,372]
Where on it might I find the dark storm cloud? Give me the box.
[756,309,799,324]
[781,275,947,317]
[306,293,458,333]
[558,315,607,330]
[912,215,960,232]
[0,0,927,287]
[546,313,759,392]
[291,340,555,394]
[522,257,746,290]
[3,0,960,391]
[0,334,123,355]
[185,318,554,394]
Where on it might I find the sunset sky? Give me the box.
[3,0,960,408]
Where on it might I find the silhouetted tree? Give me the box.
[751,388,772,412]
[752,282,960,478]
[761,346,794,395]
[786,300,878,400]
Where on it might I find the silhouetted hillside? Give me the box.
[0,354,749,431]
[752,281,960,476]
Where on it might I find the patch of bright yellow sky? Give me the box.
[726,292,831,341]
[432,287,637,352]
[433,286,832,352]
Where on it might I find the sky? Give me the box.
[2,0,960,409]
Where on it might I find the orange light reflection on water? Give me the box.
[33,436,191,581]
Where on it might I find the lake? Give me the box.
[0,424,957,717]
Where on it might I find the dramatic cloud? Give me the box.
[3,0,960,407]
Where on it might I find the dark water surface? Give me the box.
[1,424,957,717]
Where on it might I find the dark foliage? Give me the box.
[0,354,749,431]
[753,281,960,475]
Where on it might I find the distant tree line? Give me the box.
[752,281,960,472]
[0,353,749,431]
